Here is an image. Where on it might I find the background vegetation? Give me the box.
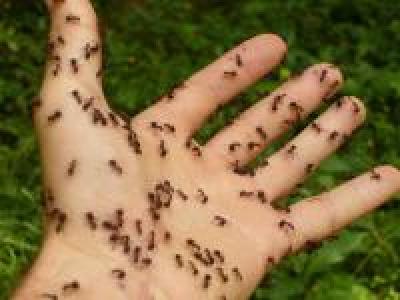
[0,0,399,299]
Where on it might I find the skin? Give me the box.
[12,0,400,299]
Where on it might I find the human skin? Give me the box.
[12,0,400,299]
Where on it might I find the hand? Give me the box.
[13,0,400,299]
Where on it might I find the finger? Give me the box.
[286,165,400,252]
[33,0,107,132]
[133,34,287,139]
[205,63,343,165]
[254,96,366,200]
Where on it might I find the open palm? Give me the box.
[13,0,400,299]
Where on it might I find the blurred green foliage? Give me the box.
[0,0,400,299]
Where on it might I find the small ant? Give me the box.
[116,209,124,228]
[111,269,126,280]
[306,163,314,174]
[186,239,201,251]
[311,122,322,133]
[175,254,184,268]
[216,267,229,283]
[135,219,142,235]
[62,280,80,292]
[214,215,227,226]
[267,256,275,264]
[279,219,295,231]
[70,58,79,73]
[67,159,77,176]
[48,110,62,123]
[148,231,155,251]
[141,258,152,267]
[85,212,97,230]
[57,35,65,45]
[328,130,339,141]
[151,121,163,131]
[133,246,141,264]
[71,90,82,104]
[214,250,225,263]
[352,100,360,114]
[287,144,297,155]
[102,220,118,231]
[229,142,241,152]
[30,97,42,115]
[235,53,243,67]
[108,113,119,126]
[109,160,123,175]
[164,231,172,242]
[176,189,188,201]
[371,169,381,180]
[65,14,80,23]
[188,261,199,276]
[159,140,168,157]
[204,248,214,265]
[256,126,267,140]
[272,94,286,112]
[232,267,243,281]
[55,212,67,233]
[203,274,212,289]
[41,294,58,300]
[257,190,267,203]
[164,123,176,133]
[82,97,94,111]
[52,63,61,77]
[319,69,328,83]
[198,189,208,204]
[248,141,261,150]
[191,146,202,157]
[223,70,237,78]
[240,190,254,197]
[93,109,108,126]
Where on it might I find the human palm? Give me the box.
[13,0,400,299]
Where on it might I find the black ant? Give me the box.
[109,160,123,175]
[198,189,208,204]
[93,109,107,126]
[116,209,124,228]
[248,141,261,150]
[256,126,267,140]
[85,212,97,230]
[133,246,141,264]
[111,269,126,280]
[135,219,142,235]
[306,163,314,174]
[279,219,295,231]
[108,113,119,126]
[223,70,237,78]
[141,258,152,267]
[203,274,212,289]
[186,239,201,251]
[164,123,176,133]
[30,97,42,115]
[65,14,80,23]
[272,94,286,112]
[188,261,199,276]
[204,248,214,265]
[102,220,118,231]
[257,190,267,203]
[62,280,80,292]
[148,231,155,251]
[319,69,328,83]
[71,90,82,104]
[67,159,77,176]
[232,267,243,281]
[287,144,297,155]
[352,100,360,114]
[267,256,275,264]
[216,267,229,283]
[240,190,254,197]
[371,169,381,180]
[191,146,202,157]
[70,58,79,73]
[213,250,225,263]
[52,63,61,77]
[328,130,339,141]
[82,97,94,111]
[128,130,142,155]
[214,215,227,226]
[159,140,168,157]
[41,294,58,300]
[57,35,65,45]
[175,254,184,268]
[229,142,241,152]
[235,53,243,67]
[48,110,62,123]
[151,121,163,131]
[176,189,188,201]
[164,231,171,242]
[311,122,322,133]
[55,212,67,233]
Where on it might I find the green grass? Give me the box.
[1,0,400,299]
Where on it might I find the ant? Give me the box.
[62,280,80,292]
[164,123,176,133]
[175,254,184,268]
[213,250,225,263]
[135,219,142,235]
[216,267,229,283]
[82,97,94,111]
[57,35,65,45]
[257,190,267,203]
[164,231,172,242]
[133,246,141,264]
[65,14,80,23]
[71,90,82,104]
[328,130,339,141]
[352,99,360,114]
[278,219,295,231]
[235,53,243,67]
[176,189,188,201]
[151,121,163,131]
[41,294,58,300]
[188,260,199,276]
[85,212,97,230]
[102,220,118,231]
[141,257,152,267]
[159,140,168,157]
[198,189,208,204]
[214,215,227,226]
[67,159,77,176]
[108,112,119,126]
[272,93,286,112]
[148,231,155,251]
[186,238,201,251]
[240,190,254,197]
[204,248,215,265]
[30,97,42,114]
[70,58,79,73]
[287,144,297,155]
[111,269,126,279]
[48,110,62,123]
[229,142,241,152]
[319,69,328,83]
[306,163,314,174]
[232,267,243,281]
[52,63,61,77]
[203,274,212,289]
[371,169,381,180]
[248,141,261,150]
[224,70,238,78]
[109,160,123,175]
[55,212,67,233]
[267,256,275,264]
[311,122,322,133]
[256,126,267,140]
